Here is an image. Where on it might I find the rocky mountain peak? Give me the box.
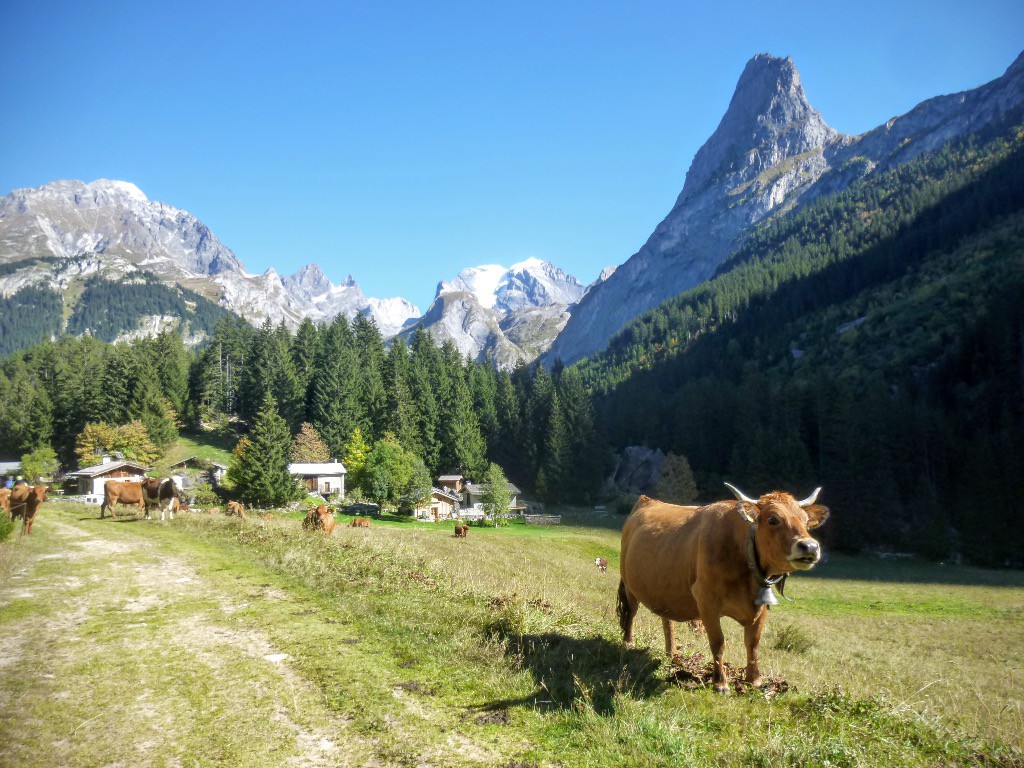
[283,263,333,299]
[680,53,838,203]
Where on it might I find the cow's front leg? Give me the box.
[662,617,676,656]
[743,607,769,687]
[701,614,729,693]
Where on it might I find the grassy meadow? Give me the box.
[1,501,1022,767]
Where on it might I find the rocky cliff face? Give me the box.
[546,50,1024,365]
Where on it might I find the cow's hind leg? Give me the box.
[617,580,639,645]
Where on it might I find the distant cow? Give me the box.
[303,504,336,536]
[100,480,146,519]
[140,477,180,521]
[350,517,371,528]
[618,483,829,693]
[595,557,608,572]
[9,484,48,535]
[454,524,468,538]
[225,501,247,520]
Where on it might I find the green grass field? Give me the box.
[1,502,1022,767]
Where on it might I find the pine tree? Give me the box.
[229,393,300,506]
[353,315,387,440]
[383,339,419,449]
[536,390,569,503]
[408,328,442,474]
[153,331,190,417]
[291,422,332,463]
[309,316,363,456]
[291,317,321,406]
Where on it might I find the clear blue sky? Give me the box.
[1,1,1021,312]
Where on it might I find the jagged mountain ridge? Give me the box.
[0,179,581,360]
[545,50,1024,365]
[0,179,424,339]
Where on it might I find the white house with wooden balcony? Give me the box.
[288,461,346,498]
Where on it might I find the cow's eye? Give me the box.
[767,515,780,526]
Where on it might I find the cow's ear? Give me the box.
[805,504,830,529]
[736,501,756,524]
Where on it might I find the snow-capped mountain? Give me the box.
[283,265,419,337]
[0,179,418,339]
[404,258,586,368]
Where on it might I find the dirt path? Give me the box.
[0,515,364,767]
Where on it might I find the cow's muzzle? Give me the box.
[788,538,821,569]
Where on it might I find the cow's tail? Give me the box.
[616,579,635,641]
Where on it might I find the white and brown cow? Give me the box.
[617,483,829,693]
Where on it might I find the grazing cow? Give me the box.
[0,488,10,517]
[303,504,336,536]
[100,480,146,519]
[454,524,468,538]
[595,557,608,572]
[350,517,371,528]
[225,500,248,520]
[618,483,829,693]
[140,477,180,521]
[9,484,48,535]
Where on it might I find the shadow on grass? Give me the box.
[475,632,662,716]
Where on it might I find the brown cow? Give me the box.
[303,505,336,536]
[0,488,10,517]
[9,484,48,535]
[349,517,371,528]
[453,524,468,538]
[100,480,146,519]
[595,557,608,572]
[225,500,248,520]
[617,483,829,693]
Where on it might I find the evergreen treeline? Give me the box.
[0,287,63,358]
[66,275,229,341]
[575,121,1024,566]
[0,315,607,504]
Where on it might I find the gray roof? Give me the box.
[0,462,21,474]
[68,460,151,477]
[465,482,522,495]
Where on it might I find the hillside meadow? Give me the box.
[1,502,1022,767]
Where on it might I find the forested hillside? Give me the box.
[65,275,229,342]
[575,120,1024,565]
[0,273,230,356]
[0,315,607,509]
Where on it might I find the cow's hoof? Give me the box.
[713,684,730,695]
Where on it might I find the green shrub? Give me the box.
[0,514,15,543]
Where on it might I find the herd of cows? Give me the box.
[2,473,830,693]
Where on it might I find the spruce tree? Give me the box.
[229,393,300,507]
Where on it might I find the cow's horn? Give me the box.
[724,482,758,505]
[798,487,822,507]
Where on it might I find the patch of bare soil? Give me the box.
[0,517,353,768]
[666,652,792,698]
